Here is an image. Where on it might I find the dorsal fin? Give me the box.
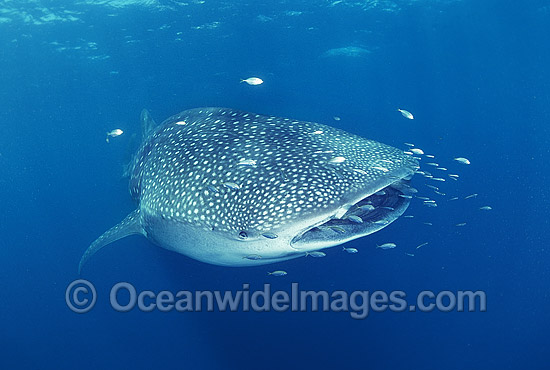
[140,109,157,140]
[79,209,145,274]
[122,110,157,178]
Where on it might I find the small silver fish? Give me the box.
[454,157,471,165]
[243,254,262,260]
[107,128,123,137]
[431,177,446,182]
[106,128,123,143]
[426,163,439,166]
[425,154,435,158]
[380,206,395,211]
[410,148,424,155]
[352,168,368,175]
[397,108,414,120]
[404,142,415,147]
[262,232,279,239]
[327,225,346,234]
[328,156,346,164]
[207,185,220,193]
[237,159,257,167]
[455,223,467,227]
[437,167,448,171]
[404,252,415,257]
[241,77,263,85]
[464,193,478,199]
[377,242,397,249]
[449,197,459,201]
[343,247,358,254]
[416,242,429,249]
[306,251,327,258]
[345,215,363,224]
[358,204,375,211]
[268,270,287,276]
[403,215,414,218]
[479,206,492,211]
[426,184,439,190]
[223,182,241,190]
[398,194,413,199]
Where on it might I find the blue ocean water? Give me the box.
[1,0,549,369]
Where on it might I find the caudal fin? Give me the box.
[79,209,145,274]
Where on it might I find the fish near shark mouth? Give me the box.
[290,180,415,249]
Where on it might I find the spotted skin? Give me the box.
[79,108,418,272]
[133,108,416,234]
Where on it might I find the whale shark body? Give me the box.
[79,108,419,272]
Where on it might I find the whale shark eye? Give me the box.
[238,231,248,239]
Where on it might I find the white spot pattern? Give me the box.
[129,108,418,237]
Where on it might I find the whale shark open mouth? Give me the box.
[290,180,414,250]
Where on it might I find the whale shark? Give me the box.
[79,108,419,272]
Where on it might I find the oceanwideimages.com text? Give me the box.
[66,280,487,318]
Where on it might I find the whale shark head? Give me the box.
[79,108,418,272]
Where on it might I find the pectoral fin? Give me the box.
[79,209,145,274]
